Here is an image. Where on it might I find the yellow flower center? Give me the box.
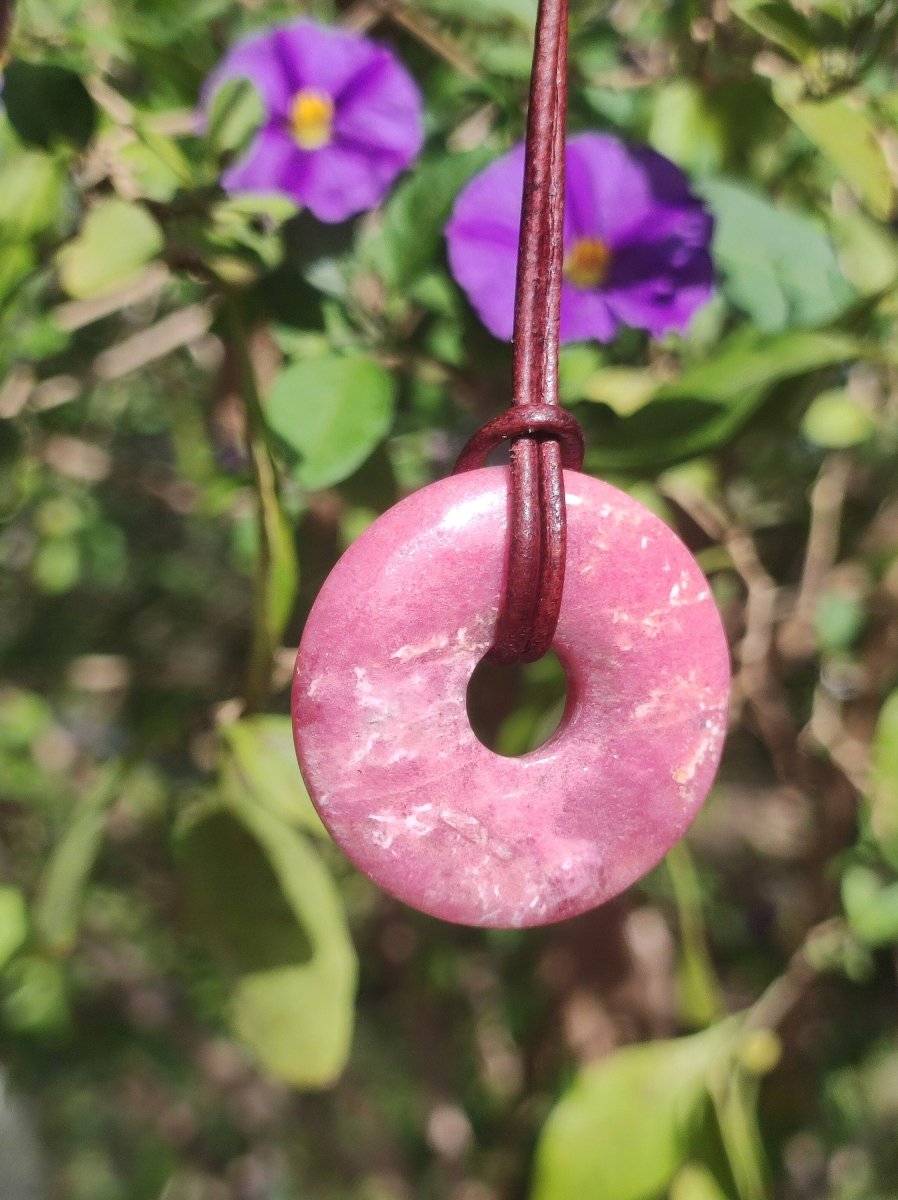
[564,238,611,290]
[290,89,335,150]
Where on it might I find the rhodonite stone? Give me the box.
[292,468,730,928]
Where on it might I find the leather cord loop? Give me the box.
[453,404,584,474]
[453,0,579,665]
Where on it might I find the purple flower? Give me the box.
[202,20,424,223]
[446,134,714,342]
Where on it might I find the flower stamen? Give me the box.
[564,238,611,290]
[290,88,335,150]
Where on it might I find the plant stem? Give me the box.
[226,298,297,713]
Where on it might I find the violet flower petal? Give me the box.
[445,146,527,339]
[334,52,424,164]
[221,125,306,198]
[564,134,666,244]
[201,28,294,120]
[269,21,390,100]
[300,141,411,223]
[559,283,618,343]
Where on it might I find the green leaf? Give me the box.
[180,800,357,1089]
[868,690,898,869]
[222,715,327,837]
[777,89,894,220]
[660,329,860,400]
[119,131,193,203]
[650,81,726,176]
[730,0,818,60]
[815,590,865,652]
[530,1025,735,1200]
[700,179,855,331]
[0,887,28,970]
[205,76,265,162]
[0,150,64,241]
[3,61,97,150]
[255,487,298,659]
[670,1163,732,1200]
[841,865,898,947]
[585,328,863,469]
[57,199,164,299]
[801,388,876,447]
[2,956,68,1033]
[666,844,724,1029]
[833,209,898,296]
[266,355,396,491]
[708,1067,768,1200]
[34,764,124,954]
[417,0,536,29]
[576,367,662,418]
[360,150,493,289]
[0,244,34,304]
[558,344,604,403]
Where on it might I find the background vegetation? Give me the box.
[2,1,898,1197]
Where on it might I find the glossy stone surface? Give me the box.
[292,468,730,928]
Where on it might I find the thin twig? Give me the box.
[343,0,482,79]
[93,303,214,380]
[780,453,853,659]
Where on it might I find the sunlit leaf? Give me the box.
[670,1163,731,1200]
[575,367,661,418]
[222,715,327,837]
[119,131,193,203]
[777,89,893,220]
[650,81,726,176]
[205,76,265,162]
[709,1066,768,1200]
[700,179,855,331]
[730,0,818,60]
[842,866,898,947]
[585,328,863,469]
[530,1025,736,1200]
[266,355,396,491]
[868,690,898,869]
[0,149,63,241]
[833,209,898,295]
[0,886,27,970]
[57,199,164,300]
[801,389,875,447]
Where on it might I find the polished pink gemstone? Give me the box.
[292,468,729,927]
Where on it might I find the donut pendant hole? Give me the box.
[466,650,569,757]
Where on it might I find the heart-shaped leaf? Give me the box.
[265,355,396,491]
[57,199,164,300]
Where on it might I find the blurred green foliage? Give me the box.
[1,1,898,1198]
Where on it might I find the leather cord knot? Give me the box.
[454,404,584,474]
[453,0,578,665]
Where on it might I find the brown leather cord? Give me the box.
[453,0,580,664]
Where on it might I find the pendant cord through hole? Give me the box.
[453,0,584,665]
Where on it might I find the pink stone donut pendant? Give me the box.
[292,468,729,928]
